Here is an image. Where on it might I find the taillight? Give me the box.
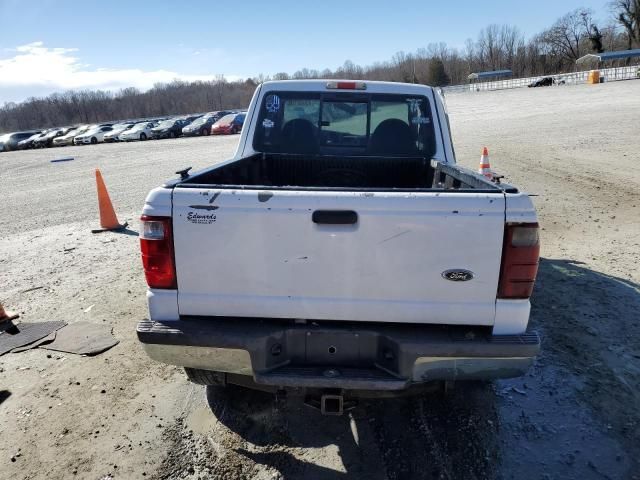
[498,223,540,299]
[140,215,177,289]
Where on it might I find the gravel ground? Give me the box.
[1,80,639,480]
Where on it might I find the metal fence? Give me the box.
[443,65,640,94]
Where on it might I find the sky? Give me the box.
[0,0,611,103]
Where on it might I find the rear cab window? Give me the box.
[254,91,436,157]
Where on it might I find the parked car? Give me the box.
[33,127,73,148]
[182,111,234,136]
[0,130,41,152]
[151,118,192,139]
[0,133,11,152]
[528,77,555,88]
[74,125,114,145]
[118,122,155,141]
[137,80,541,415]
[53,125,91,146]
[18,130,52,149]
[103,123,135,142]
[211,112,246,135]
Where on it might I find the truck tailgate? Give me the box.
[172,188,505,326]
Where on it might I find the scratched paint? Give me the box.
[258,191,274,202]
[208,192,221,204]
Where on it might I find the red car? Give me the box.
[211,112,246,135]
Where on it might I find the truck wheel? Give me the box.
[184,368,226,386]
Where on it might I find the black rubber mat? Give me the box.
[11,331,57,353]
[0,321,66,356]
[41,322,118,356]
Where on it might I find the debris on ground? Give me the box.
[11,331,57,353]
[41,321,119,356]
[0,321,67,356]
[20,286,45,294]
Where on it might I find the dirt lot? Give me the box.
[1,80,639,480]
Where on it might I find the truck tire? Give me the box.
[184,368,226,386]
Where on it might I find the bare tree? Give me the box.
[540,9,592,63]
[477,25,500,69]
[611,0,640,47]
[579,10,605,53]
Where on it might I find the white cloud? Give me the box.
[0,42,237,103]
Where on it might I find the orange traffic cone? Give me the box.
[478,147,493,179]
[0,303,18,322]
[91,169,127,233]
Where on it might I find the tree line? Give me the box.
[1,1,638,132]
[0,79,258,133]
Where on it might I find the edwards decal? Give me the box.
[186,211,217,224]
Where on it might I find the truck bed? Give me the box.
[183,153,434,189]
[179,154,516,193]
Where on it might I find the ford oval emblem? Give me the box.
[442,269,474,282]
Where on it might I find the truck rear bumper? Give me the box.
[137,317,540,390]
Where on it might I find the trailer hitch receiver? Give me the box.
[320,394,344,416]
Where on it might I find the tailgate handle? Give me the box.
[312,210,358,225]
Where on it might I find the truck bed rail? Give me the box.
[430,160,518,193]
[168,157,518,194]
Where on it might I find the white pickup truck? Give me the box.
[137,80,540,414]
